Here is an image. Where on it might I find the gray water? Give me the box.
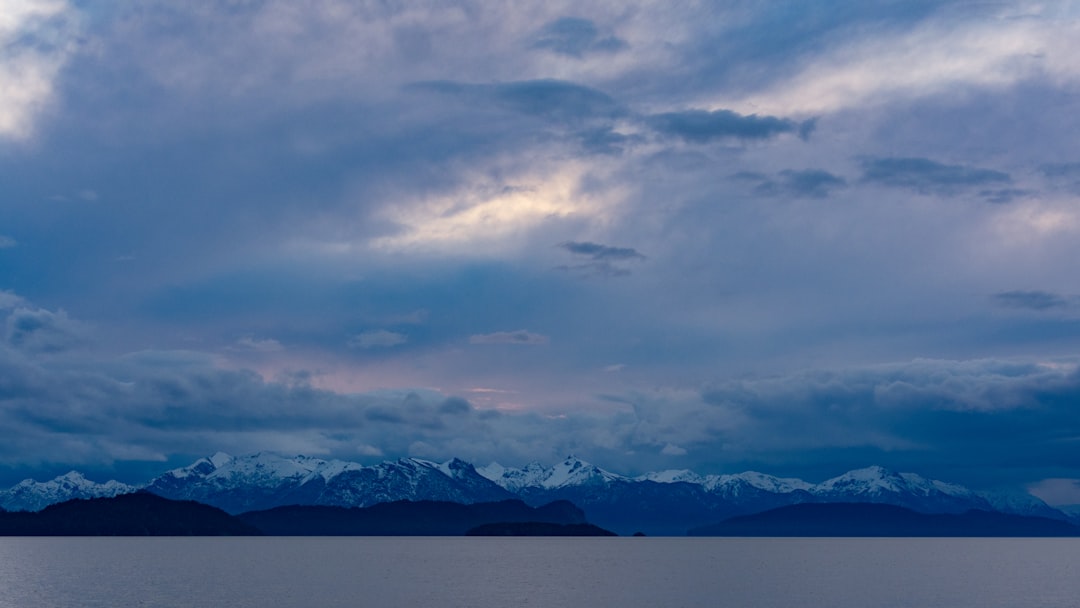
[2,537,1079,607]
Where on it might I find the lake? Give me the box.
[2,537,1078,607]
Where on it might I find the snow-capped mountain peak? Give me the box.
[2,455,1066,526]
[636,469,704,484]
[720,471,814,494]
[816,465,909,494]
[479,456,626,491]
[140,452,513,513]
[477,461,550,492]
[979,488,1067,520]
[208,452,233,468]
[0,471,136,512]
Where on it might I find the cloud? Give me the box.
[646,109,811,143]
[0,291,26,310]
[4,307,86,353]
[0,0,81,140]
[560,241,645,261]
[438,396,473,416]
[994,290,1070,311]
[859,157,1011,194]
[735,169,847,199]
[1041,163,1080,179]
[349,330,408,349]
[2,342,1080,491]
[978,188,1029,204]
[717,10,1080,116]
[532,17,627,58]
[356,444,384,457]
[469,330,549,345]
[0,236,16,248]
[415,79,623,126]
[232,337,285,353]
[695,358,1080,485]
[557,240,646,277]
[1041,163,1080,192]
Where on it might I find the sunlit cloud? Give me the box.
[372,162,622,253]
[991,197,1080,246]
[0,0,81,140]
[716,14,1080,116]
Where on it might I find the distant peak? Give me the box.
[839,465,899,479]
[561,455,587,466]
[209,452,233,468]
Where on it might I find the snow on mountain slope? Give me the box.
[636,469,704,484]
[487,461,1038,518]
[810,466,995,513]
[980,489,1068,521]
[0,472,136,512]
[143,453,512,513]
[2,453,1066,522]
[543,456,626,489]
[477,462,550,492]
[702,472,814,495]
[479,456,627,491]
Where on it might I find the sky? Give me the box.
[2,0,1080,503]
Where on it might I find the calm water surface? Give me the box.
[1,537,1078,607]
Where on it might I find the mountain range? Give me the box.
[688,503,1080,537]
[1,453,1069,535]
[0,493,596,536]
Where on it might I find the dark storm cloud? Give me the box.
[3,323,1080,490]
[994,290,1070,311]
[531,17,627,58]
[647,109,810,143]
[0,341,592,481]
[698,359,1080,487]
[859,157,1011,194]
[735,169,847,199]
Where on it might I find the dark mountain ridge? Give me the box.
[4,453,1071,536]
[0,492,260,536]
[237,498,586,536]
[690,502,1080,537]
